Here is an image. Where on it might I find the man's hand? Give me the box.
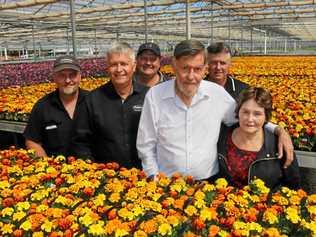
[275,126,294,168]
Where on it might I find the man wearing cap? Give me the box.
[70,42,148,169]
[23,55,88,157]
[206,42,248,100]
[137,39,295,181]
[134,42,170,87]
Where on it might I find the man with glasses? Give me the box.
[134,42,170,87]
[23,55,88,157]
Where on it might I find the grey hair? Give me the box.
[106,41,136,62]
[174,39,207,64]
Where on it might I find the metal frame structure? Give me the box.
[0,0,316,60]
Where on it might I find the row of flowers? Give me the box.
[0,147,315,236]
[0,58,107,89]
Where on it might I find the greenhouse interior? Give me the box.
[0,0,315,236]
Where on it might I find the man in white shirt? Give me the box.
[137,39,294,181]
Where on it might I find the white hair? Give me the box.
[106,41,135,62]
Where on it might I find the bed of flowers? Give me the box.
[0,147,315,236]
[0,77,108,122]
[161,56,316,151]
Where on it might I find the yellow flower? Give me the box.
[13,211,26,222]
[21,220,32,231]
[1,207,14,217]
[93,194,106,206]
[132,205,144,217]
[200,207,217,221]
[158,223,172,236]
[36,204,48,213]
[32,231,44,237]
[1,223,14,234]
[218,230,230,237]
[109,192,121,203]
[55,155,66,162]
[46,166,58,176]
[194,198,205,209]
[184,205,197,216]
[0,180,10,189]
[262,227,282,237]
[285,207,300,224]
[134,230,148,237]
[194,191,205,200]
[16,201,31,211]
[88,221,106,235]
[126,188,139,201]
[215,178,228,189]
[115,228,129,237]
[263,209,279,224]
[79,213,95,227]
[202,183,215,192]
[118,208,134,221]
[308,205,316,216]
[41,220,54,233]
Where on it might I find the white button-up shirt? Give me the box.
[137,79,236,180]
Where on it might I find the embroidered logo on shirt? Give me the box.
[45,125,58,130]
[133,105,143,112]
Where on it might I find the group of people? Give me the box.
[23,40,301,191]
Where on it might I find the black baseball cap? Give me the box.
[53,55,81,73]
[137,42,161,57]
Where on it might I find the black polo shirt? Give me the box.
[23,88,88,156]
[70,81,149,169]
[205,75,249,101]
[224,76,249,101]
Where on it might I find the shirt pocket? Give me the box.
[44,122,62,149]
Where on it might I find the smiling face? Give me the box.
[172,51,207,99]
[107,52,136,88]
[238,98,266,135]
[207,51,231,86]
[52,68,81,96]
[136,50,161,79]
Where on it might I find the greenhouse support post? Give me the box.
[69,0,77,57]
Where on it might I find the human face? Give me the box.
[107,52,136,87]
[238,99,266,135]
[53,68,80,96]
[172,52,207,99]
[136,50,161,79]
[207,51,231,86]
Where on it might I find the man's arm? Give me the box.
[23,101,47,156]
[25,139,47,157]
[273,125,294,168]
[136,90,159,177]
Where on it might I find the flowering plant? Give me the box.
[0,147,315,236]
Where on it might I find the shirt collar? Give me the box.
[51,88,86,107]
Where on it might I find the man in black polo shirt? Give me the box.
[23,55,88,157]
[206,42,249,100]
[70,42,148,169]
[134,42,170,87]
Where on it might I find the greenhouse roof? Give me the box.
[0,0,315,52]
